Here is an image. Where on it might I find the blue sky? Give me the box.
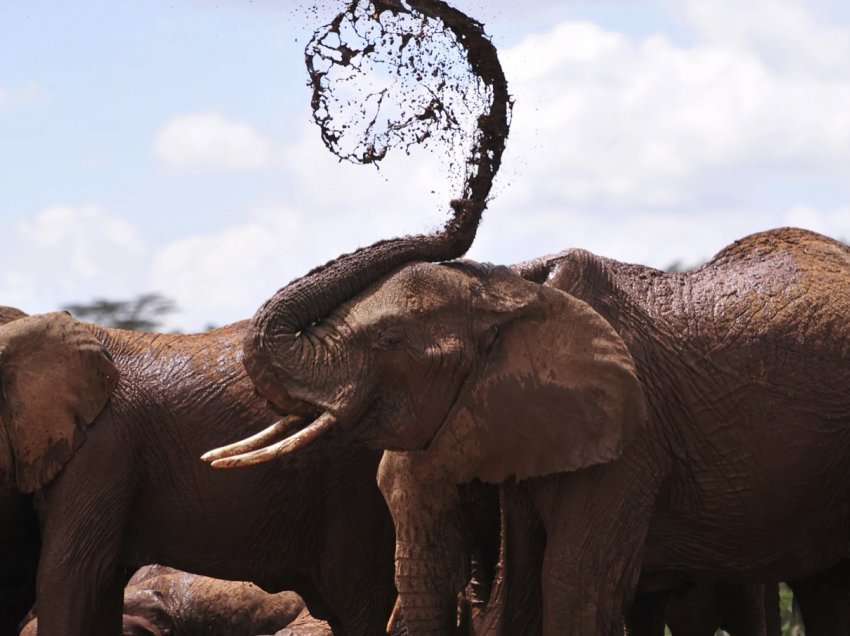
[3,0,850,330]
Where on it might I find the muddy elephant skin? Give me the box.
[21,565,332,635]
[0,312,396,636]
[210,226,850,635]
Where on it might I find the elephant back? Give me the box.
[696,227,850,356]
[675,227,850,415]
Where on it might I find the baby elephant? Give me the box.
[20,566,330,636]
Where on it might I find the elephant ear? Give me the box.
[439,268,646,483]
[0,312,119,493]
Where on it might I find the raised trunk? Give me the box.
[244,200,484,411]
[244,0,510,412]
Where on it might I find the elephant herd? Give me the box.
[2,221,850,635]
[5,1,850,633]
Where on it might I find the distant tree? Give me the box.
[665,259,705,273]
[665,260,687,273]
[63,293,178,332]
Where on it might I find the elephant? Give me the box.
[444,478,780,636]
[0,308,397,636]
[628,582,781,636]
[20,564,324,635]
[203,218,850,636]
[786,560,850,635]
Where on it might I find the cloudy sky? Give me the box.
[3,0,850,331]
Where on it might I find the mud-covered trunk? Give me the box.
[244,200,484,413]
[244,0,511,412]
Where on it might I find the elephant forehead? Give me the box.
[348,262,472,318]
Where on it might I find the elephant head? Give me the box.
[0,311,119,493]
[207,259,644,477]
[201,0,514,467]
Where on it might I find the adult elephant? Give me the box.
[205,220,850,635]
[0,309,396,636]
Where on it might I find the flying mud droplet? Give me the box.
[303,0,512,211]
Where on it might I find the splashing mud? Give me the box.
[304,0,512,210]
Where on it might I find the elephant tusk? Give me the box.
[200,416,305,464]
[386,596,401,635]
[208,411,338,469]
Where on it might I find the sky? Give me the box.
[2,0,850,331]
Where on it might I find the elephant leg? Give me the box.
[531,459,656,636]
[626,591,668,636]
[35,558,126,636]
[502,483,545,636]
[378,453,468,636]
[716,582,777,636]
[763,583,781,636]
[33,448,132,635]
[475,482,545,636]
[663,583,720,636]
[312,482,396,636]
[790,569,850,636]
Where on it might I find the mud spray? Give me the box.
[303,0,512,216]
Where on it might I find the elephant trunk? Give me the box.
[395,547,462,635]
[244,200,483,413]
[244,0,510,417]
[392,500,470,636]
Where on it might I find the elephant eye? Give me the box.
[375,328,404,350]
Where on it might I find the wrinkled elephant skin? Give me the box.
[0,312,396,636]
[21,565,331,635]
[220,227,850,635]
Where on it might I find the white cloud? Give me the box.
[154,113,272,172]
[0,83,46,111]
[148,1,850,329]
[1,207,148,314]
[148,198,450,330]
[682,0,850,75]
[7,2,850,332]
[150,215,285,328]
[498,7,850,210]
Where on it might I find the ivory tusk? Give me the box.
[209,411,338,469]
[386,595,401,635]
[200,416,304,463]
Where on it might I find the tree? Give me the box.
[63,293,177,332]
